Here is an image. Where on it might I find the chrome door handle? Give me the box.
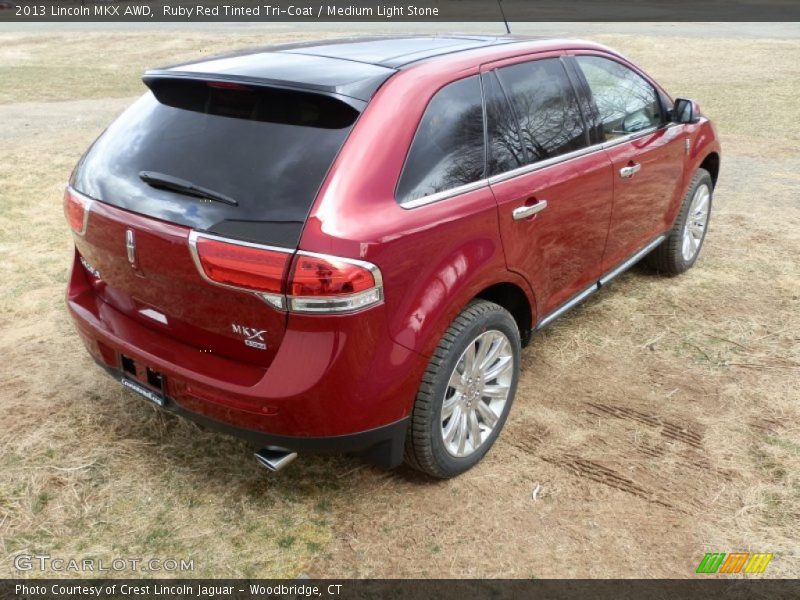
[619,163,642,178]
[512,200,548,220]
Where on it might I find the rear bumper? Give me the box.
[66,252,425,468]
[95,361,408,467]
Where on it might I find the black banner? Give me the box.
[4,580,800,600]
[3,0,800,22]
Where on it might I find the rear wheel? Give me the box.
[646,168,713,274]
[404,300,521,478]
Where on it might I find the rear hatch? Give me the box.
[69,75,365,367]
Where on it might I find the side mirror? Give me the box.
[671,98,699,124]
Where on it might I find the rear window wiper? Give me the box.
[139,171,239,207]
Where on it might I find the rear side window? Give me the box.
[575,55,662,140]
[484,71,526,177]
[72,81,359,247]
[396,76,485,205]
[494,58,588,167]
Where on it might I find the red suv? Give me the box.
[65,35,720,478]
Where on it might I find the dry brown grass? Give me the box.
[0,28,798,579]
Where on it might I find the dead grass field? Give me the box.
[0,28,798,578]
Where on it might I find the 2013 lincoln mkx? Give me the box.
[64,35,721,477]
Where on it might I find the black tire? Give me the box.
[404,300,521,479]
[646,168,714,275]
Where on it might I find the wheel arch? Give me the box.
[475,282,534,347]
[699,151,720,188]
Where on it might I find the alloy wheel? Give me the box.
[440,330,514,457]
[682,183,711,262]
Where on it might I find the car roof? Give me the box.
[146,35,587,103]
[275,34,522,68]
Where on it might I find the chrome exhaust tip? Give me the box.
[254,448,298,472]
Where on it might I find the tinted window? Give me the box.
[575,56,662,140]
[72,82,359,247]
[495,58,588,166]
[396,76,485,204]
[484,71,526,177]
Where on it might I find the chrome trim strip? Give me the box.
[600,125,659,150]
[598,234,665,287]
[489,127,661,186]
[535,233,667,331]
[400,179,490,210]
[488,144,600,186]
[187,230,289,310]
[536,283,598,330]
[288,287,384,314]
[399,125,668,208]
[188,230,295,256]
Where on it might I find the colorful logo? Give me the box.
[696,552,773,574]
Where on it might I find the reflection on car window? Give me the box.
[576,56,662,140]
[396,76,485,204]
[484,71,526,177]
[495,58,588,167]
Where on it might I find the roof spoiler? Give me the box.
[142,70,367,111]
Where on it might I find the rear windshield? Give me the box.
[72,80,359,247]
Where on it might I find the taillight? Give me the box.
[189,232,290,309]
[64,187,92,235]
[287,252,383,313]
[188,233,383,314]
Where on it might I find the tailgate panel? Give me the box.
[73,200,287,368]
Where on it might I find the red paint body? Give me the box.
[65,38,720,464]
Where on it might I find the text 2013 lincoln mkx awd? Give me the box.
[65,36,720,478]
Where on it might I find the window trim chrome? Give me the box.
[399,179,490,209]
[399,124,664,209]
[394,74,486,209]
[488,126,661,186]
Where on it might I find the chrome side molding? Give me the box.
[598,235,665,287]
[535,234,667,331]
[536,283,598,330]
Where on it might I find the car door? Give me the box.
[571,54,686,271]
[483,55,614,320]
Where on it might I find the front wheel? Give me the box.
[404,300,521,478]
[646,167,713,274]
